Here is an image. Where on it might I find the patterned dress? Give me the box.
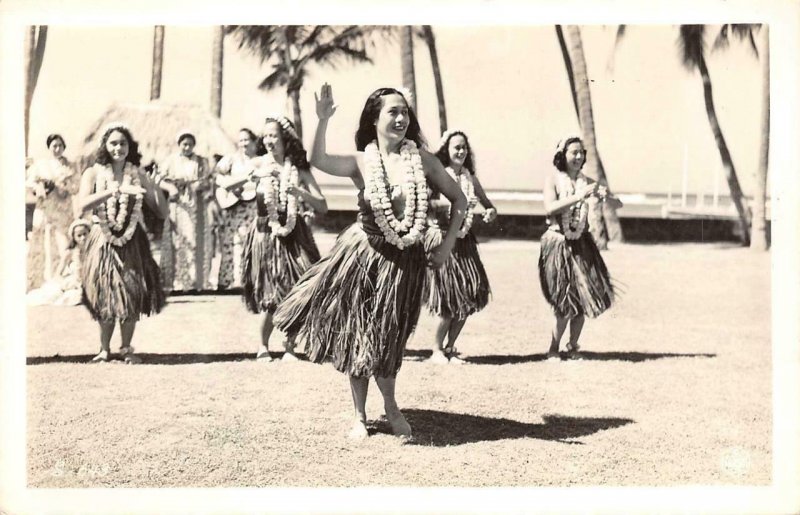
[274,190,427,378]
[159,152,213,291]
[538,171,614,318]
[215,153,259,289]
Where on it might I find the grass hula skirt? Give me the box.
[81,223,165,322]
[538,228,614,318]
[423,222,491,319]
[274,217,427,378]
[241,214,320,314]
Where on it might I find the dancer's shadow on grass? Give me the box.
[373,410,633,446]
[460,351,715,365]
[27,352,308,365]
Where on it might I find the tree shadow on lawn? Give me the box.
[27,352,308,365]
[371,410,634,446]
[462,351,716,365]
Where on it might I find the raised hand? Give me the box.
[314,83,338,120]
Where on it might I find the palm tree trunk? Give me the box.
[400,26,417,112]
[750,25,769,250]
[555,25,580,123]
[422,25,447,135]
[210,26,224,118]
[696,54,751,245]
[564,25,624,247]
[150,26,164,101]
[24,25,47,156]
[289,88,303,142]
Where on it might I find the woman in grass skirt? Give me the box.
[77,123,169,363]
[539,136,622,360]
[274,84,467,440]
[425,129,497,365]
[242,116,326,362]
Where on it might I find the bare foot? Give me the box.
[449,354,467,365]
[120,347,141,365]
[348,419,369,440]
[91,350,109,363]
[386,411,412,438]
[256,346,273,362]
[281,351,299,362]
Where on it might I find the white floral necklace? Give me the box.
[364,139,428,249]
[557,171,589,240]
[256,156,299,237]
[446,166,478,238]
[94,162,144,246]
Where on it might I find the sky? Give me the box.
[26,23,765,196]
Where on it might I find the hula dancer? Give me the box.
[243,116,326,361]
[274,84,467,439]
[539,136,623,360]
[77,124,168,364]
[425,129,497,364]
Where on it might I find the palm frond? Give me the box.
[677,25,706,71]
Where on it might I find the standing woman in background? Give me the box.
[243,116,326,361]
[539,135,622,360]
[275,84,467,440]
[26,134,80,289]
[158,131,214,291]
[214,128,264,290]
[77,123,168,363]
[425,129,497,364]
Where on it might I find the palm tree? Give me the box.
[751,25,769,251]
[227,25,378,140]
[210,26,224,118]
[561,25,624,248]
[24,25,48,156]
[399,26,417,112]
[679,25,751,245]
[151,26,165,100]
[421,25,447,135]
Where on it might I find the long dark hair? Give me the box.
[354,88,426,151]
[94,124,142,166]
[263,117,310,170]
[435,130,475,175]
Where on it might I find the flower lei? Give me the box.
[446,166,478,238]
[94,162,144,246]
[558,172,589,240]
[364,139,428,249]
[256,157,299,237]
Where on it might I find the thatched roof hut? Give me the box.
[77,102,237,168]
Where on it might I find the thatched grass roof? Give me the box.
[78,102,237,168]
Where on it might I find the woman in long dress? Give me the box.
[77,123,169,363]
[214,128,263,290]
[274,84,467,439]
[26,134,80,289]
[158,131,214,291]
[539,136,622,360]
[242,116,327,361]
[425,129,497,364]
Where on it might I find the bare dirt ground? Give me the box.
[26,235,772,488]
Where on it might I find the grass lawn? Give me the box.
[25,234,771,488]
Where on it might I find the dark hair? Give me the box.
[553,137,586,171]
[94,125,142,166]
[239,127,266,156]
[263,117,310,170]
[178,133,196,146]
[46,134,65,149]
[435,130,475,175]
[354,88,426,151]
